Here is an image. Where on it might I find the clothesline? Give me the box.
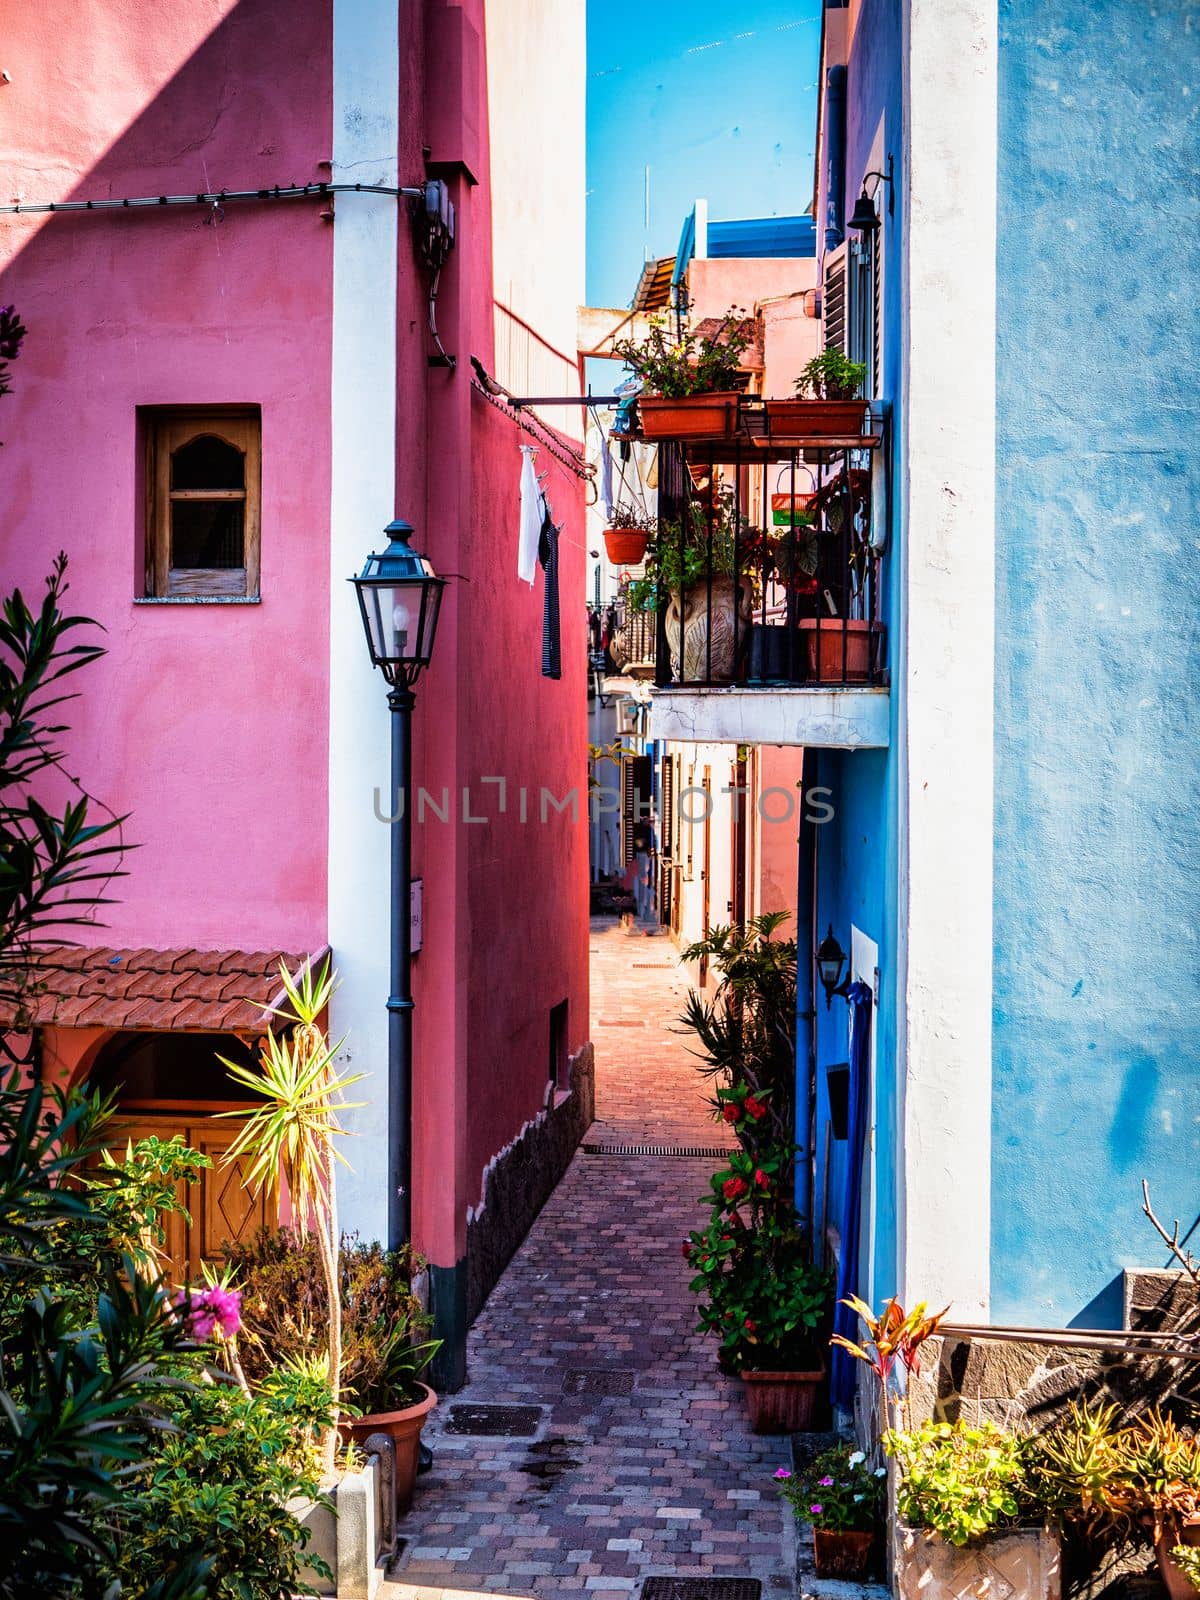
[471,379,591,480]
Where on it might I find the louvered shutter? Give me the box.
[823,245,847,355]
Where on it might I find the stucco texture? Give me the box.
[0,0,334,952]
[993,0,1200,1324]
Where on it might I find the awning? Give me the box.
[3,945,331,1033]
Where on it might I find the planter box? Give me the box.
[638,392,740,441]
[799,618,884,683]
[293,1446,394,1600]
[739,1366,825,1434]
[893,1519,1062,1600]
[763,398,869,442]
[813,1526,874,1579]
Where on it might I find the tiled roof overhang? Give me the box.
[1,946,331,1032]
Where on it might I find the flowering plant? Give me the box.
[686,1209,830,1371]
[175,1282,242,1344]
[613,310,750,398]
[775,1444,887,1532]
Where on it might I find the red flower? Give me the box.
[722,1176,748,1201]
[721,1102,739,1123]
[744,1096,766,1120]
[754,1168,769,1188]
[681,1239,693,1261]
[744,1318,756,1332]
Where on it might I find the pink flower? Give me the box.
[175,1285,242,1342]
[810,1504,823,1516]
[819,1475,835,1487]
[773,1468,792,1481]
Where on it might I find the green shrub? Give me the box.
[886,1419,1031,1546]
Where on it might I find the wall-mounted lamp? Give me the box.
[848,155,894,232]
[816,925,852,1009]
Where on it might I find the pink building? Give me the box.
[0,0,589,1386]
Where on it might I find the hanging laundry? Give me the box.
[538,505,562,680]
[518,444,543,585]
[600,430,615,521]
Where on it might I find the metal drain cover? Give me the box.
[444,1403,542,1437]
[583,1143,734,1159]
[562,1368,635,1397]
[642,1583,762,1600]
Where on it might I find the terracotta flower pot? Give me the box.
[799,618,884,683]
[738,1366,825,1434]
[603,527,650,565]
[664,575,753,683]
[341,1381,437,1513]
[813,1527,874,1579]
[763,398,869,441]
[638,392,740,441]
[1157,1522,1200,1600]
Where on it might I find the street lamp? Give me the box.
[351,520,445,1254]
[816,925,851,1010]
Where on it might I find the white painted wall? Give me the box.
[898,0,997,1319]
[326,0,400,1241]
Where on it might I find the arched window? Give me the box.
[143,409,261,599]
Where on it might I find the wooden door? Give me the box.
[101,1108,273,1284]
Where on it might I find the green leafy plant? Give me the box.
[775,1444,887,1532]
[1170,1544,1200,1586]
[219,957,364,1472]
[686,1208,830,1372]
[794,350,867,401]
[613,309,750,398]
[102,1376,334,1600]
[626,490,757,613]
[885,1419,1032,1547]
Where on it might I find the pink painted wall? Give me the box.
[0,0,334,954]
[403,0,589,1270]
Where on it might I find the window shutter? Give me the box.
[621,757,636,868]
[660,754,674,857]
[823,246,847,355]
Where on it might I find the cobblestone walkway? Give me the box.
[387,919,798,1600]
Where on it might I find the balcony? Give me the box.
[617,398,889,749]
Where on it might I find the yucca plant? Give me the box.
[218,957,363,1473]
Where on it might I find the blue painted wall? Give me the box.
[809,0,904,1311]
[993,0,1200,1325]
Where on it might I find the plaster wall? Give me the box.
[992,0,1200,1325]
[0,0,334,955]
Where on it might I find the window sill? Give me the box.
[133,596,261,606]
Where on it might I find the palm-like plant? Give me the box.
[218,957,363,1472]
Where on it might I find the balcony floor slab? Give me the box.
[648,686,890,749]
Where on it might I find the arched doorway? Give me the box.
[89,1030,275,1283]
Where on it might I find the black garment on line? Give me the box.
[538,507,561,680]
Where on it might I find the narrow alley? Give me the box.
[386,922,801,1600]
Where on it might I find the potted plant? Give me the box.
[886,1418,1063,1600]
[740,519,818,681]
[1036,1402,1200,1600]
[764,350,869,441]
[627,489,755,682]
[602,502,656,566]
[775,1444,886,1579]
[613,311,750,440]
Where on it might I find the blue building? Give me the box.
[806,0,1200,1361]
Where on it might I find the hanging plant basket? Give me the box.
[638,391,741,441]
[603,527,651,565]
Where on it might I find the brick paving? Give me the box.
[386,919,799,1600]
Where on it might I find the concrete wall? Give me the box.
[991,0,1200,1326]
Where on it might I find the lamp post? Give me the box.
[351,521,445,1254]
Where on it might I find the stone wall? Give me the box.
[465,1042,595,1323]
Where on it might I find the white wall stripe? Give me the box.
[327,0,400,1241]
[899,0,997,1318]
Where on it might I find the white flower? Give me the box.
[874,1466,888,1477]
[848,1450,866,1467]
[853,1494,864,1502]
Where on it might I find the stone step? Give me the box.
[799,1580,889,1600]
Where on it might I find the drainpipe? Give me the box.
[794,749,818,1234]
[823,65,847,253]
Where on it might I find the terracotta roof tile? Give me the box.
[1,945,329,1033]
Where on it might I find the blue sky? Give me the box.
[586,2,821,309]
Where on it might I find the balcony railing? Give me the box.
[631,400,886,691]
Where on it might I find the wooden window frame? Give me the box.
[143,408,261,599]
